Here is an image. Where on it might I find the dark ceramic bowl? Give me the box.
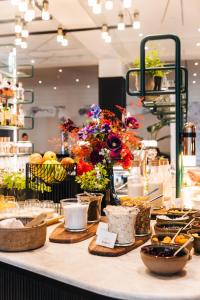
[140,244,189,275]
[154,222,191,235]
[151,233,193,251]
[167,208,197,220]
[188,229,200,253]
[156,215,189,224]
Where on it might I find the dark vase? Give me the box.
[104,168,120,207]
[154,76,162,91]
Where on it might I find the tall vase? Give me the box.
[104,168,120,208]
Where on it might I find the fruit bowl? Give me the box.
[140,244,189,275]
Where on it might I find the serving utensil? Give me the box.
[147,194,163,204]
[25,213,47,227]
[182,218,195,230]
[182,209,192,218]
[171,227,183,243]
[173,237,194,256]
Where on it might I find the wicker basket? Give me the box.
[0,217,47,252]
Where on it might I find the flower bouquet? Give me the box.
[62,104,141,206]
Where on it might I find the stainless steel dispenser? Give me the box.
[183,122,196,166]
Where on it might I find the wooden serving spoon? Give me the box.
[173,237,194,257]
[25,213,47,227]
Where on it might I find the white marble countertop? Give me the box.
[0,224,200,300]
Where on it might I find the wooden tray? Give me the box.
[49,222,98,244]
[88,234,150,257]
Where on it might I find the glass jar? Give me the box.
[128,160,144,198]
[77,193,103,223]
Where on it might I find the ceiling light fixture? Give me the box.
[15,33,22,46]
[133,10,140,29]
[105,33,111,43]
[31,59,35,64]
[38,80,42,84]
[123,0,132,8]
[75,78,79,82]
[196,42,200,47]
[105,0,113,10]
[15,16,23,33]
[193,73,197,76]
[92,0,102,14]
[117,13,125,31]
[24,0,35,22]
[42,0,50,21]
[53,86,57,90]
[21,23,29,38]
[57,26,63,43]
[21,37,28,49]
[101,24,109,39]
[87,85,91,89]
[139,33,143,37]
[192,80,196,84]
[62,33,69,46]
[58,69,63,73]
[19,0,28,12]
[194,62,199,66]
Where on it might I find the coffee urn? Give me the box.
[183,122,196,167]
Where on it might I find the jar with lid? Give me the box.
[147,159,164,209]
[128,160,144,198]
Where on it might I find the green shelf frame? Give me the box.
[0,64,34,79]
[126,34,188,198]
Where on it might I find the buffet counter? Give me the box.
[0,224,200,300]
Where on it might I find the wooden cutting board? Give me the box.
[88,234,150,257]
[49,222,98,244]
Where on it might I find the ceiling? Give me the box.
[0,0,200,68]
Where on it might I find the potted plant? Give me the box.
[1,171,27,201]
[133,50,168,91]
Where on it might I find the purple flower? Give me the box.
[101,123,111,133]
[107,134,122,152]
[90,150,104,164]
[125,117,139,129]
[88,104,101,119]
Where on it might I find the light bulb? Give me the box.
[21,38,27,49]
[15,34,22,46]
[11,0,21,5]
[101,24,108,39]
[133,11,140,30]
[24,0,35,22]
[105,34,111,43]
[92,1,101,14]
[118,14,125,31]
[42,0,50,21]
[21,25,29,38]
[57,26,63,43]
[88,0,96,6]
[62,34,69,46]
[15,17,22,33]
[105,0,113,10]
[123,0,132,8]
[19,0,28,12]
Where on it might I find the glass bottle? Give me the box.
[128,160,144,198]
[148,159,164,209]
[5,105,11,126]
[159,158,172,202]
[18,106,24,127]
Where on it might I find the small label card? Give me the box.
[96,230,117,249]
[96,222,109,236]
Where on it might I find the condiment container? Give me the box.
[77,193,103,223]
[128,161,144,198]
[147,159,164,209]
[104,205,139,246]
[61,198,89,232]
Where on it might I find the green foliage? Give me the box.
[133,50,168,77]
[147,119,170,140]
[2,171,26,191]
[76,164,110,192]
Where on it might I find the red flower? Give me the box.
[77,160,94,175]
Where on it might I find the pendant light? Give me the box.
[21,37,28,48]
[92,0,102,14]
[19,0,28,12]
[101,24,109,40]
[133,10,140,29]
[62,33,69,46]
[15,33,22,46]
[42,0,50,21]
[123,0,132,8]
[118,13,125,31]
[105,0,113,10]
[57,26,63,43]
[21,23,29,38]
[24,0,35,22]
[15,16,23,33]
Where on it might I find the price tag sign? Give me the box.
[96,222,109,236]
[96,231,117,249]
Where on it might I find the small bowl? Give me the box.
[140,244,189,275]
[167,208,197,220]
[151,233,193,251]
[188,229,200,253]
[154,222,191,235]
[156,215,189,224]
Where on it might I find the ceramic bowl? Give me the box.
[154,222,191,235]
[151,233,194,251]
[167,208,197,220]
[156,215,190,224]
[188,229,200,253]
[140,244,189,275]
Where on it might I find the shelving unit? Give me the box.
[126,34,188,197]
[0,46,34,171]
